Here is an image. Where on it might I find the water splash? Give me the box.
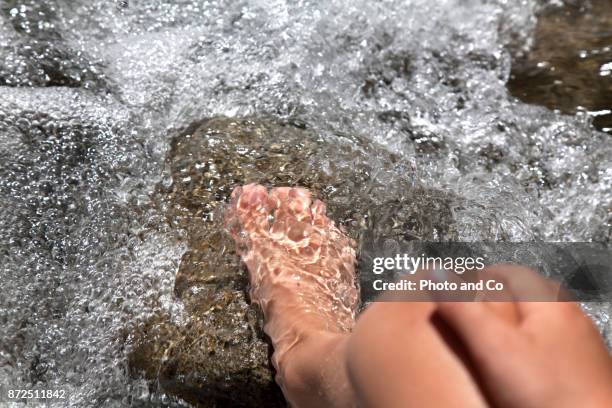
[0,0,610,406]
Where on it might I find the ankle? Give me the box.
[274,331,355,407]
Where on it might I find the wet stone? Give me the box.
[508,0,612,133]
[128,117,463,406]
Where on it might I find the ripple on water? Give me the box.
[0,0,610,406]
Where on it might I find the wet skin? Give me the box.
[226,184,612,408]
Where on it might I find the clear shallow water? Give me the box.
[0,0,611,406]
[509,0,612,133]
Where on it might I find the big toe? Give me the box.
[228,183,272,235]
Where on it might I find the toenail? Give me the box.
[246,192,256,205]
[287,224,306,241]
[289,201,305,214]
[238,195,249,209]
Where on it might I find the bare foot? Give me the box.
[225,184,359,404]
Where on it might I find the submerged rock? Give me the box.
[508,0,612,133]
[128,117,463,406]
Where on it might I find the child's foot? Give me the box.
[225,184,359,394]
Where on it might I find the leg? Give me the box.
[225,184,514,407]
[225,184,358,406]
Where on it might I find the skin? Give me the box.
[225,183,612,408]
[439,266,612,408]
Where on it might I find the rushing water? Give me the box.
[0,0,611,406]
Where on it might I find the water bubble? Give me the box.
[1,0,611,406]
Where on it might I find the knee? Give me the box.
[345,301,436,385]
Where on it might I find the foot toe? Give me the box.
[230,183,272,236]
[310,199,328,227]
